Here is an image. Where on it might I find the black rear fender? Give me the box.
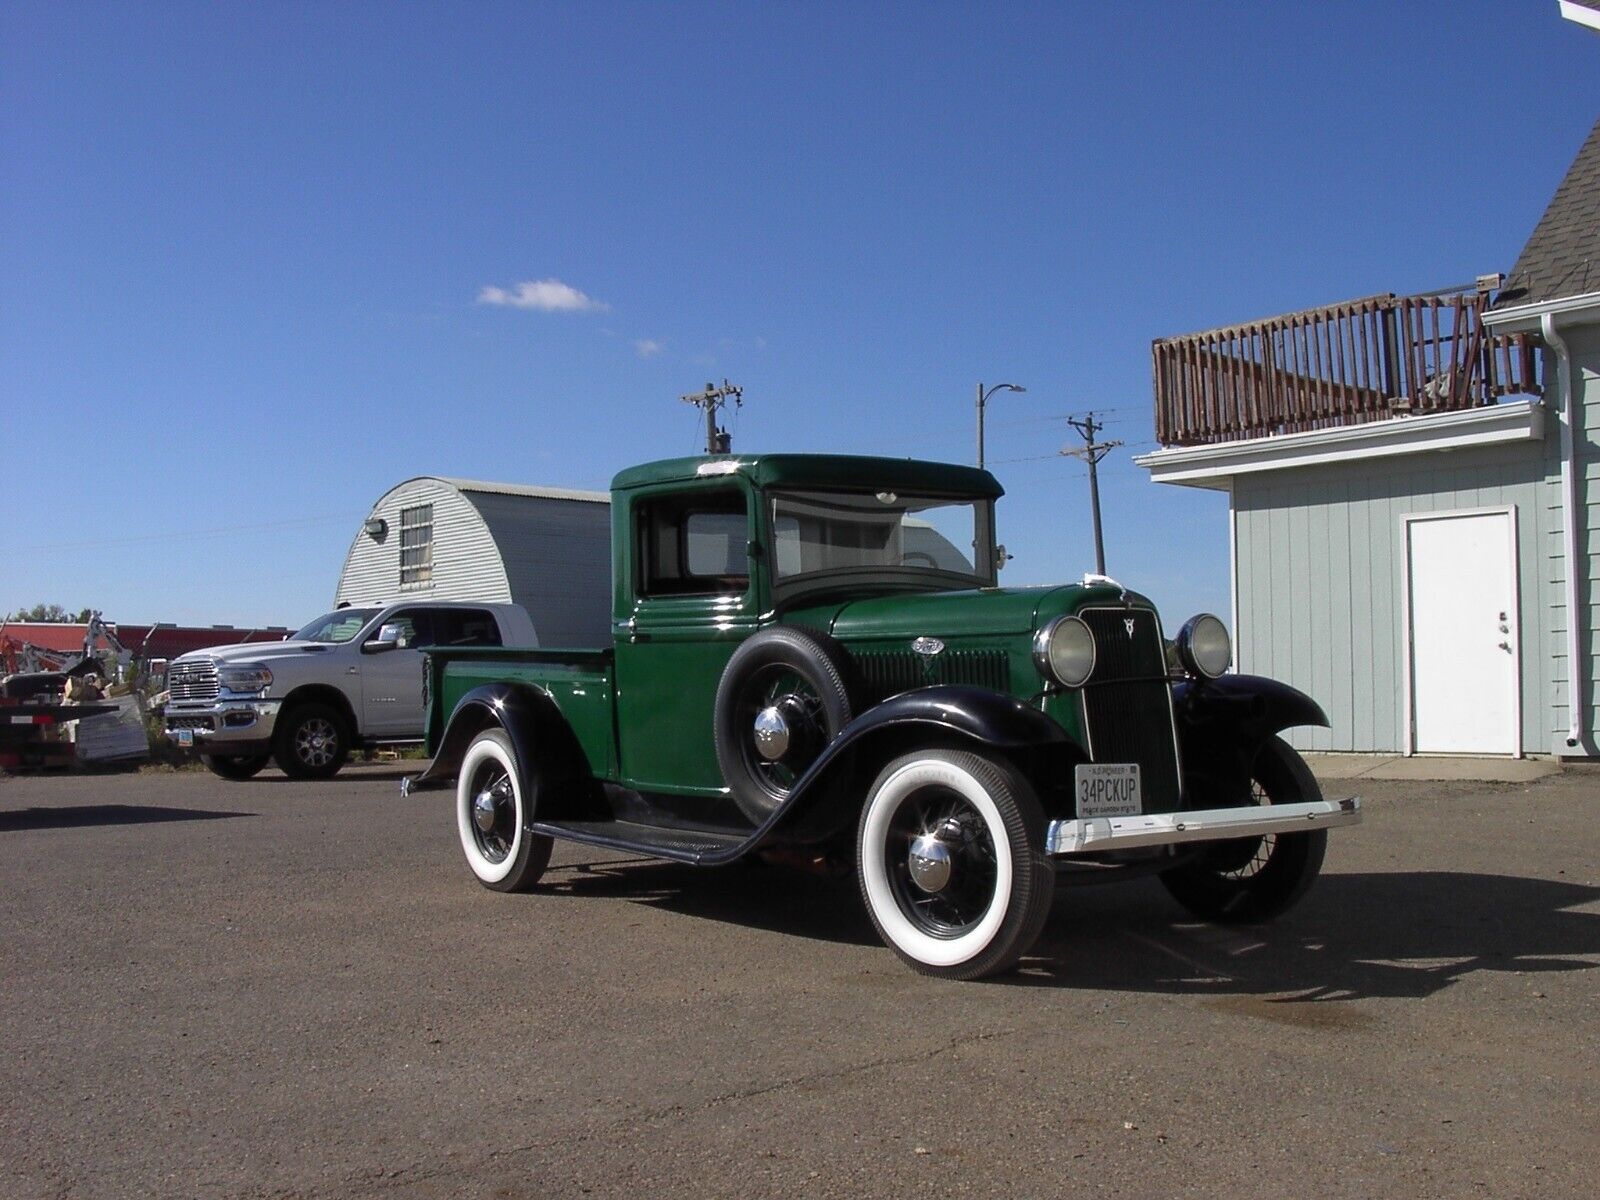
[1172,674,1328,793]
[405,682,598,818]
[766,686,1086,844]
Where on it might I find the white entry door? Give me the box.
[1406,510,1520,755]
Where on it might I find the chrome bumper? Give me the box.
[1045,797,1362,856]
[164,699,282,749]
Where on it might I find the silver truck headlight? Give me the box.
[218,663,274,694]
[1033,616,1096,688]
[1176,614,1231,678]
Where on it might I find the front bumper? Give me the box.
[164,699,281,754]
[1045,796,1361,856]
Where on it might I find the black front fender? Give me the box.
[756,685,1083,844]
[403,682,594,815]
[1171,674,1327,787]
[1173,674,1329,741]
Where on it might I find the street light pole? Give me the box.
[975,381,1026,469]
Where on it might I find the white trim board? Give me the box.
[1136,400,1546,490]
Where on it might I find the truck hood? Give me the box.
[789,582,1142,641]
[173,640,320,664]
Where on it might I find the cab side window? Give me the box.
[637,490,749,597]
[432,609,503,647]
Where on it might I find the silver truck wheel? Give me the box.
[456,729,553,893]
[272,702,349,780]
[857,749,1053,980]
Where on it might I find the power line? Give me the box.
[13,513,368,553]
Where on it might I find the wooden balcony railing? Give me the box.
[1153,290,1541,447]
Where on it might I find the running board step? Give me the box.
[528,819,751,865]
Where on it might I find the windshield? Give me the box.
[771,491,988,584]
[292,608,380,644]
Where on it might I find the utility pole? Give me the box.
[680,380,744,454]
[1062,413,1122,575]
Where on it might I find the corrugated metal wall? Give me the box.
[335,478,613,649]
[468,492,613,648]
[1232,438,1561,754]
[336,479,508,609]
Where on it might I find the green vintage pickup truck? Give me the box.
[406,453,1360,979]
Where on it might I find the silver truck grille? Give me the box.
[168,659,220,702]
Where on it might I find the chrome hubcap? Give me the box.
[753,706,791,761]
[907,834,954,893]
[472,788,500,833]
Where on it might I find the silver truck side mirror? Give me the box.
[365,622,411,653]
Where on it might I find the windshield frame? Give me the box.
[291,608,382,644]
[764,488,997,603]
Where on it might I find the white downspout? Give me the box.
[1541,311,1599,756]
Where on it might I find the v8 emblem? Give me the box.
[1123,618,1136,638]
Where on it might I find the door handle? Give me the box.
[347,667,359,675]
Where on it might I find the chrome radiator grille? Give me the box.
[167,659,220,702]
[1077,607,1182,812]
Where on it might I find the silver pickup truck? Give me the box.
[164,601,536,780]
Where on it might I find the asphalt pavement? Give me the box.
[2,763,1597,1198]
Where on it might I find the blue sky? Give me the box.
[3,2,1596,629]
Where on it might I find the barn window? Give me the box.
[399,504,434,587]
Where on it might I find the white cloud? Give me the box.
[633,338,664,359]
[476,278,610,313]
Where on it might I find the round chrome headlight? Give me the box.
[1176,613,1231,679]
[1033,615,1096,688]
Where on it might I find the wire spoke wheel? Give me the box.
[857,749,1053,980]
[454,729,553,892]
[884,787,998,938]
[467,760,517,864]
[713,626,854,824]
[1158,736,1329,924]
[734,664,825,796]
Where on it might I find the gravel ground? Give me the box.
[1,763,1596,1198]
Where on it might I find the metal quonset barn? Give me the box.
[1137,117,1600,760]
[335,477,611,648]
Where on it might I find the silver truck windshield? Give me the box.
[771,491,986,583]
[292,609,380,643]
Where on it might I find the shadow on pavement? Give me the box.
[0,805,251,832]
[1015,870,1600,1001]
[543,857,880,947]
[538,860,1600,996]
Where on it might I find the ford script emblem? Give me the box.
[911,636,945,657]
[1123,618,1136,638]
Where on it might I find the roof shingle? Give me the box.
[1497,118,1600,307]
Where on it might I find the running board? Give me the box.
[528,819,751,866]
[1045,797,1361,856]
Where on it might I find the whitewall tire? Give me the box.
[456,729,553,893]
[857,749,1053,980]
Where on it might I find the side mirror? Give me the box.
[363,623,410,654]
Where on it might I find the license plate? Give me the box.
[173,728,194,748]
[1074,763,1142,818]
